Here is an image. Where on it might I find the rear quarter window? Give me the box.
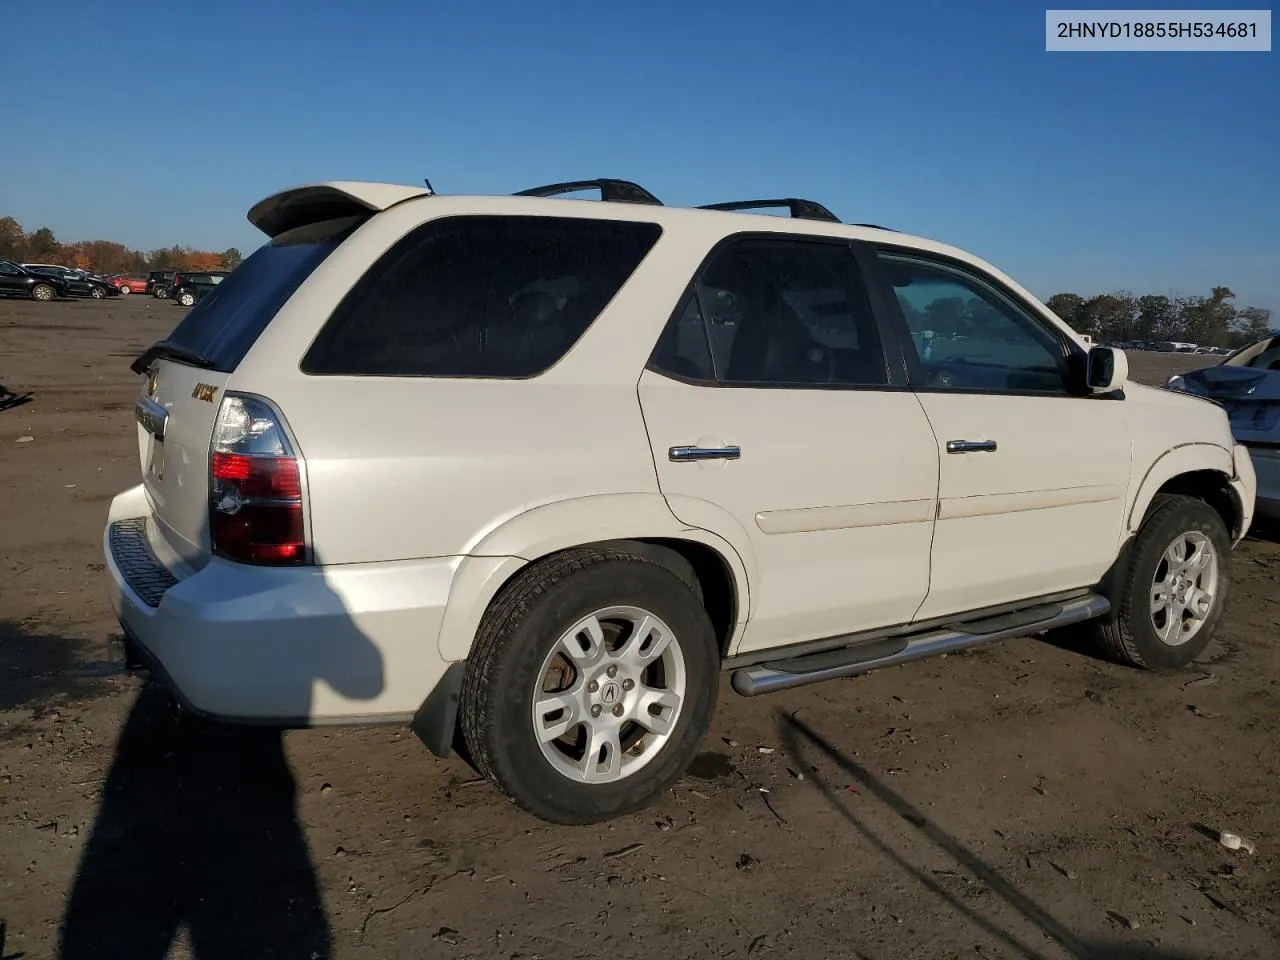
[300,215,662,378]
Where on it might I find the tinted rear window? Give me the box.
[300,215,662,378]
[164,215,362,372]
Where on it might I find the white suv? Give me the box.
[105,178,1257,824]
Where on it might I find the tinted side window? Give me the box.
[878,252,1069,394]
[649,295,715,381]
[693,238,888,387]
[302,216,662,378]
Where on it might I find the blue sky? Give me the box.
[1,0,1275,311]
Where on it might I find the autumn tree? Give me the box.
[0,214,253,276]
[1178,287,1236,345]
[26,226,62,261]
[1231,306,1273,346]
[185,250,223,271]
[1135,295,1175,341]
[1045,293,1085,331]
[1079,293,1136,340]
[0,217,25,260]
[1036,288,1266,348]
[147,246,190,270]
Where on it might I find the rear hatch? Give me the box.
[1182,361,1280,445]
[131,215,362,567]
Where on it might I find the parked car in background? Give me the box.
[147,270,178,298]
[1167,334,1280,522]
[111,275,149,295]
[106,177,1256,825]
[0,259,71,300]
[24,264,118,299]
[169,270,228,306]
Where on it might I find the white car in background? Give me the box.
[104,178,1256,824]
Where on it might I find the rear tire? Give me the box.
[91,285,106,299]
[1088,494,1231,670]
[178,291,195,307]
[152,286,168,299]
[119,284,131,295]
[459,547,719,824]
[31,283,54,302]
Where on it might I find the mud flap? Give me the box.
[1093,534,1136,622]
[410,663,466,758]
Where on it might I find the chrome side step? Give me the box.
[730,593,1110,697]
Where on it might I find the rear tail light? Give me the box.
[209,394,307,564]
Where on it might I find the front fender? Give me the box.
[1126,442,1235,535]
[435,493,753,662]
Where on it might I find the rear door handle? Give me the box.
[946,439,997,454]
[135,394,167,441]
[669,445,741,462]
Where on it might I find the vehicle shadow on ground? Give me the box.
[0,386,32,412]
[57,560,387,959]
[0,620,105,714]
[57,683,332,960]
[1246,519,1280,544]
[0,921,22,960]
[776,710,1205,960]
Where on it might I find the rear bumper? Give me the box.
[1231,443,1258,537]
[104,484,460,726]
[1248,445,1280,519]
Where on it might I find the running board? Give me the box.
[730,593,1110,697]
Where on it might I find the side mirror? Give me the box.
[1087,345,1127,393]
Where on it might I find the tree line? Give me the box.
[0,216,242,276]
[1045,287,1272,348]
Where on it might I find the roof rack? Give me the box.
[849,222,898,232]
[514,179,662,205]
[698,198,840,223]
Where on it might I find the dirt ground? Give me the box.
[2,295,1278,960]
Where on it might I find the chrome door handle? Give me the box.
[946,439,997,454]
[135,394,167,441]
[669,445,741,462]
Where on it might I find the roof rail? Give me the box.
[514,179,662,205]
[698,198,840,223]
[849,222,898,232]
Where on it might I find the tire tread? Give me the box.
[1094,494,1224,669]
[459,546,704,813]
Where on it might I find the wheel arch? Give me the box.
[1128,443,1243,539]
[435,494,752,665]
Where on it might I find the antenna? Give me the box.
[423,179,435,195]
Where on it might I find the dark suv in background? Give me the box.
[147,270,178,298]
[170,270,229,306]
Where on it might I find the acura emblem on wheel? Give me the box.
[600,681,621,704]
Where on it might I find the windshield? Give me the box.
[162,215,363,373]
[1225,335,1280,371]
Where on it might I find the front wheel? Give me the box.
[178,291,195,307]
[31,283,55,302]
[459,547,719,824]
[1089,494,1231,670]
[152,286,168,299]
[90,285,106,299]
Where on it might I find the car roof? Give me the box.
[244,180,1068,341]
[248,179,973,260]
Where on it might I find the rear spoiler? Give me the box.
[247,181,432,238]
